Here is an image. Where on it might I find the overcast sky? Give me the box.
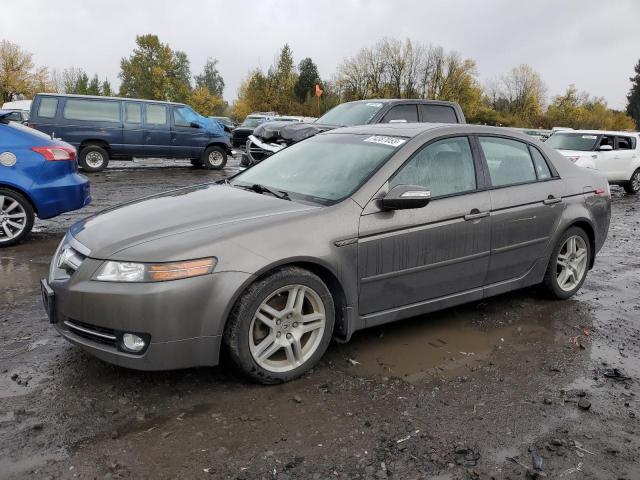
[2,0,639,109]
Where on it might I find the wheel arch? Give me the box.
[222,258,352,343]
[563,218,597,269]
[79,139,111,152]
[0,182,39,216]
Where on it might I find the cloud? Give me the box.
[1,0,638,109]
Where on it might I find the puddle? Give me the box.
[329,295,562,383]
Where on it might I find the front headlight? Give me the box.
[94,258,217,282]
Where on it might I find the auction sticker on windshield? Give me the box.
[582,135,597,139]
[364,135,407,147]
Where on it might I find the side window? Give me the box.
[599,135,614,149]
[616,136,634,150]
[125,103,142,124]
[390,137,476,197]
[146,105,167,125]
[173,107,191,127]
[421,105,458,123]
[6,112,21,122]
[530,147,552,180]
[381,105,419,123]
[37,97,58,118]
[480,137,537,187]
[63,99,120,122]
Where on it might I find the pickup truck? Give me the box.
[242,99,465,166]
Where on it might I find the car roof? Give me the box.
[345,98,459,107]
[323,122,549,142]
[553,129,639,136]
[35,92,186,106]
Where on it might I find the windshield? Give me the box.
[231,134,404,204]
[241,117,267,128]
[316,102,384,126]
[546,133,599,151]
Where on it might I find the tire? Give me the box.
[190,159,203,169]
[542,227,591,299]
[623,168,640,194]
[0,188,35,247]
[79,145,109,172]
[201,146,227,170]
[224,267,335,384]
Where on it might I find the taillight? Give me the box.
[32,146,77,161]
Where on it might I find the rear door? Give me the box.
[143,103,172,157]
[613,135,638,179]
[358,135,491,317]
[478,136,565,284]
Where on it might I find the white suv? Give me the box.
[546,130,640,194]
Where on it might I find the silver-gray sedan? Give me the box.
[43,123,611,383]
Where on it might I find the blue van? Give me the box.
[29,94,233,172]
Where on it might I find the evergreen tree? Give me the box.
[102,79,112,96]
[87,74,101,95]
[294,57,320,102]
[626,59,640,129]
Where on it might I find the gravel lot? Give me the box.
[1,158,639,479]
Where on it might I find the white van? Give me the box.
[546,130,640,194]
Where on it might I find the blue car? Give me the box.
[0,110,91,246]
[30,94,233,172]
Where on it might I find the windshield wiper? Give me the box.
[233,183,291,201]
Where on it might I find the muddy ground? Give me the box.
[1,157,639,480]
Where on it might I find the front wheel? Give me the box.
[542,227,591,299]
[0,188,35,247]
[201,146,227,170]
[224,267,335,384]
[623,168,640,194]
[79,145,109,172]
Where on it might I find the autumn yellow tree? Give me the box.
[0,40,51,102]
[189,86,226,116]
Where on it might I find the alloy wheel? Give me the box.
[556,235,588,292]
[0,195,27,242]
[632,170,640,192]
[249,284,326,373]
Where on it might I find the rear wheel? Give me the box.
[224,267,335,384]
[542,227,591,299]
[0,188,34,247]
[623,168,640,194]
[79,145,109,172]
[201,146,227,170]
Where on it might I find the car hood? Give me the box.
[70,184,317,260]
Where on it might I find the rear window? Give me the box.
[63,99,120,122]
[37,97,58,118]
[421,104,458,123]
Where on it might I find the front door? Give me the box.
[358,136,491,316]
[478,136,566,284]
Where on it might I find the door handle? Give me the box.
[464,210,489,221]
[543,196,562,205]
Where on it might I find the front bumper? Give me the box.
[48,265,253,371]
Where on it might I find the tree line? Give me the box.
[2,36,640,130]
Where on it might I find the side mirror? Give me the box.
[381,185,431,210]
[190,121,202,128]
[598,144,613,151]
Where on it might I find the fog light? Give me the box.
[122,333,146,352]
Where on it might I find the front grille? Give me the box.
[64,318,117,348]
[50,235,90,281]
[246,139,273,163]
